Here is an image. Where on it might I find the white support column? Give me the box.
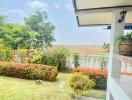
[106,82,114,100]
[109,9,125,77]
[107,9,125,100]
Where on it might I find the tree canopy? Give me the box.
[0,10,56,50]
[25,10,55,48]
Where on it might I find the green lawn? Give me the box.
[0,73,106,100]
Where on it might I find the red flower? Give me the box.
[95,75,100,80]
[72,67,132,78]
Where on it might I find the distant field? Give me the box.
[50,45,109,55]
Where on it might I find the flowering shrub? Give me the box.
[73,68,107,89]
[73,68,107,75]
[69,73,95,95]
[73,67,132,89]
[0,61,58,81]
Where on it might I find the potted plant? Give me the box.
[69,73,95,99]
[117,32,132,56]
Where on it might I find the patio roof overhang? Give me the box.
[73,0,132,26]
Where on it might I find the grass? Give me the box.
[84,90,106,99]
[0,73,106,100]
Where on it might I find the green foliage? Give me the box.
[99,57,107,70]
[0,10,55,50]
[69,73,95,95]
[25,10,55,48]
[94,75,107,89]
[32,48,72,72]
[117,32,132,41]
[15,49,35,63]
[52,48,71,71]
[73,53,80,68]
[32,50,42,63]
[0,43,12,61]
[0,61,58,81]
[0,23,31,49]
[73,68,107,89]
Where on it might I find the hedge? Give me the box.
[0,61,58,81]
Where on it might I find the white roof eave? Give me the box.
[73,0,132,26]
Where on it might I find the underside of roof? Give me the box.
[73,0,132,26]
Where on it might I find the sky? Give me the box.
[0,0,111,45]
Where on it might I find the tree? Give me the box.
[0,23,31,49]
[24,10,55,49]
[27,30,38,49]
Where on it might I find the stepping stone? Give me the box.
[59,81,65,89]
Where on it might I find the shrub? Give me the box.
[0,43,12,61]
[0,61,58,81]
[73,67,132,89]
[93,74,107,89]
[14,49,35,63]
[32,48,72,72]
[73,53,80,68]
[69,73,95,95]
[73,68,107,89]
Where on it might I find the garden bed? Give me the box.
[73,67,132,89]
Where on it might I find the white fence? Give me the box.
[66,54,109,69]
[79,54,108,69]
[66,54,132,72]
